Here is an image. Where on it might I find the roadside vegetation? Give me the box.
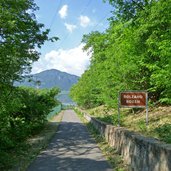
[10,111,63,171]
[0,0,59,170]
[70,0,171,108]
[0,87,61,170]
[85,105,171,144]
[70,0,171,144]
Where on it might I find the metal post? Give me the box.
[146,92,148,126]
[118,92,120,127]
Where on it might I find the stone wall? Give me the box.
[81,111,171,171]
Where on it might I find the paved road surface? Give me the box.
[27,110,113,171]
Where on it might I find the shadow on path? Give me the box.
[27,110,113,171]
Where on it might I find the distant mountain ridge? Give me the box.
[15,69,79,91]
[15,69,79,105]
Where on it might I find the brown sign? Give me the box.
[120,91,147,108]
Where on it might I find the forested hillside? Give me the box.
[15,69,79,105]
[15,69,79,90]
[70,0,171,108]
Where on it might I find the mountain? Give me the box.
[15,69,79,91]
[15,69,79,105]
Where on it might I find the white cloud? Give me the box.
[58,5,68,19]
[32,44,91,76]
[31,66,43,74]
[64,23,77,33]
[79,15,91,27]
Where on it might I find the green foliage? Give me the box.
[0,0,55,85]
[96,113,124,126]
[0,0,59,169]
[70,0,171,108]
[154,123,171,143]
[137,120,147,132]
[85,105,171,145]
[0,87,60,170]
[105,0,154,21]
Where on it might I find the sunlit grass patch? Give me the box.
[83,105,171,144]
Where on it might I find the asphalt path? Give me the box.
[27,110,113,171]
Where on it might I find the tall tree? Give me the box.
[105,0,154,21]
[71,0,171,108]
[0,0,57,87]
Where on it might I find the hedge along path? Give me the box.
[26,110,113,171]
[12,111,64,171]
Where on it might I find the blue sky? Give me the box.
[32,0,113,76]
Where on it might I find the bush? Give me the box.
[154,123,171,143]
[0,86,60,170]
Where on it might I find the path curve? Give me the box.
[27,110,113,171]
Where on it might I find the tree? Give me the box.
[0,1,60,169]
[0,0,57,87]
[132,0,171,102]
[105,0,154,21]
[71,0,171,108]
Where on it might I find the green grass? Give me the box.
[84,105,171,144]
[75,108,128,171]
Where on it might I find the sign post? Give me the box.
[118,91,148,126]
[118,92,120,126]
[146,93,148,126]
